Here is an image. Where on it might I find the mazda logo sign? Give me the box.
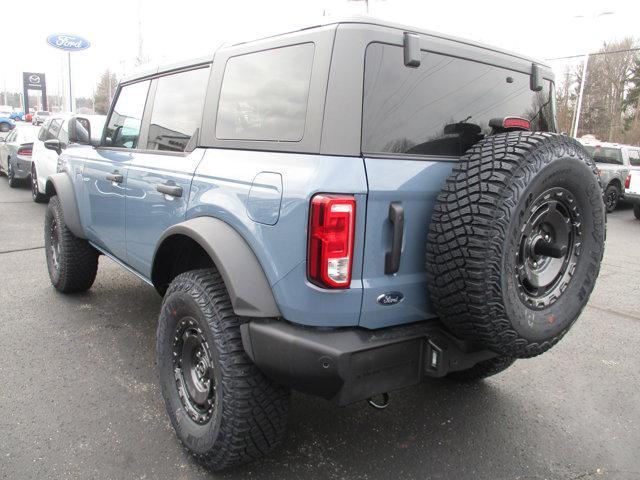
[29,75,41,84]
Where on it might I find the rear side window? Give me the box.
[583,145,623,165]
[216,43,314,142]
[146,67,210,152]
[629,149,640,167]
[362,43,555,157]
[103,80,150,149]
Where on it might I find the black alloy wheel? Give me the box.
[515,187,582,310]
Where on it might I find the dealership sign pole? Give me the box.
[46,34,90,112]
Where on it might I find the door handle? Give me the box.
[385,202,404,275]
[106,173,123,183]
[156,184,183,198]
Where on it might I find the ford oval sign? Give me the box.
[46,34,90,51]
[376,292,404,306]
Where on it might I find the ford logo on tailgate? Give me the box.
[46,34,91,51]
[377,292,404,306]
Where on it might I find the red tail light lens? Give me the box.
[502,117,531,130]
[625,173,631,189]
[308,194,356,288]
[17,147,32,156]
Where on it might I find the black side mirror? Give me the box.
[44,139,63,155]
[68,117,91,145]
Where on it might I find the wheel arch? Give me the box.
[45,173,86,239]
[608,178,622,191]
[152,217,281,318]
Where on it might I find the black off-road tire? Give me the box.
[603,183,620,213]
[447,357,515,382]
[157,269,290,471]
[634,204,640,220]
[426,132,606,359]
[45,195,99,293]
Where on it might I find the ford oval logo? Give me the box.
[46,34,90,51]
[377,292,404,306]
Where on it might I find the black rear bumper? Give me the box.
[240,319,497,406]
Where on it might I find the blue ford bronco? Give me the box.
[42,17,605,471]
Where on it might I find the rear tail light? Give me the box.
[308,194,356,288]
[625,173,631,189]
[17,147,32,156]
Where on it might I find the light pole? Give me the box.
[571,11,615,138]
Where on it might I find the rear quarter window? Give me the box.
[362,43,555,157]
[216,43,314,142]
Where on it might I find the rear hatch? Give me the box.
[359,42,555,329]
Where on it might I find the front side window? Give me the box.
[362,43,555,157]
[146,67,210,152]
[46,119,62,141]
[583,145,623,165]
[216,43,314,142]
[103,80,150,149]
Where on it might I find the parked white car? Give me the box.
[624,152,640,220]
[31,114,106,202]
[31,111,51,126]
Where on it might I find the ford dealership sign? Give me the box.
[46,34,90,51]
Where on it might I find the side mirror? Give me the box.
[44,139,63,155]
[68,117,91,145]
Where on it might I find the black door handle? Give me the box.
[385,202,404,275]
[157,184,183,198]
[106,173,123,183]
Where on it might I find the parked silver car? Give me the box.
[31,110,51,126]
[578,139,639,212]
[0,126,37,187]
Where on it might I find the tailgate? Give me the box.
[359,158,453,329]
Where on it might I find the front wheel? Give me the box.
[45,196,99,293]
[157,269,290,471]
[31,164,47,203]
[604,184,620,213]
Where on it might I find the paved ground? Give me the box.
[0,140,639,479]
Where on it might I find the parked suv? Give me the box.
[42,18,605,471]
[578,138,638,212]
[623,152,640,220]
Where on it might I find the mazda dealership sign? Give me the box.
[46,34,91,51]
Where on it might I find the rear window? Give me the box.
[216,43,314,142]
[628,149,640,167]
[362,43,555,157]
[38,111,50,116]
[583,145,623,165]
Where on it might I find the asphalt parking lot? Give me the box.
[0,146,639,479]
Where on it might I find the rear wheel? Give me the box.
[426,132,605,358]
[7,159,20,188]
[448,357,515,381]
[157,269,290,471]
[45,196,99,293]
[31,164,47,203]
[634,204,640,220]
[604,184,620,213]
[0,122,10,133]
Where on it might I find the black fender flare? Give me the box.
[152,217,281,318]
[45,173,86,239]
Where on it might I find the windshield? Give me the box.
[583,145,623,165]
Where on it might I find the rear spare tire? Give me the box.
[426,132,605,358]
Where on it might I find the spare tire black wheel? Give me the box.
[426,132,605,358]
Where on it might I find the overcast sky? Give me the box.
[3,0,639,104]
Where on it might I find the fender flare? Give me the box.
[153,217,281,318]
[46,173,86,239]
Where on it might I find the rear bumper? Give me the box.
[241,318,496,406]
[11,156,32,178]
